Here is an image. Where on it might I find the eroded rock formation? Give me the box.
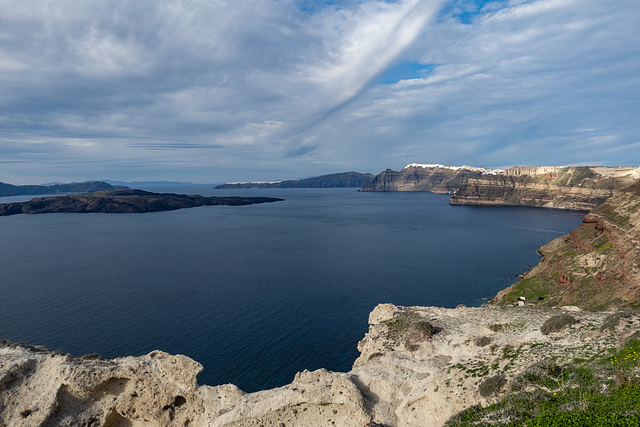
[3,304,638,426]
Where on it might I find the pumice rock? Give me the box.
[2,304,638,426]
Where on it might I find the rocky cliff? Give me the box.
[2,304,639,426]
[360,165,494,193]
[0,190,283,216]
[493,180,640,311]
[363,164,639,211]
[451,166,640,211]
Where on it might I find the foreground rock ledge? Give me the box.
[2,304,638,426]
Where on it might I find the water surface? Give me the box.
[0,187,585,391]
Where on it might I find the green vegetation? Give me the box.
[600,311,633,334]
[540,314,577,335]
[502,277,553,305]
[383,311,435,349]
[446,340,640,426]
[478,375,507,397]
[474,336,493,347]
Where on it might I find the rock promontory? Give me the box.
[0,189,284,216]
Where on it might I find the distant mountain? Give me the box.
[0,181,126,197]
[215,172,374,189]
[104,180,196,187]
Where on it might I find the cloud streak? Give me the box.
[0,0,638,183]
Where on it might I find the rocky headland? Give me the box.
[0,189,283,216]
[363,164,640,211]
[215,172,374,189]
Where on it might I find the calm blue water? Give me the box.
[0,187,585,392]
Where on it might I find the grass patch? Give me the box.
[502,278,551,304]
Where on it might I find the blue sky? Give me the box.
[0,0,638,184]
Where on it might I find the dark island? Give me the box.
[0,189,284,216]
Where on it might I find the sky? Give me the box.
[0,0,638,184]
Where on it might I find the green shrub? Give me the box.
[600,311,632,333]
[478,374,507,397]
[541,314,576,335]
[385,311,436,348]
[488,323,504,332]
[474,336,492,347]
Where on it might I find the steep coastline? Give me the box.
[493,180,640,311]
[360,165,490,193]
[450,166,638,211]
[363,164,640,211]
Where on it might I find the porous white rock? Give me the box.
[1,304,636,426]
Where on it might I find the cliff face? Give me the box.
[2,304,638,426]
[363,165,639,211]
[493,181,640,311]
[450,166,639,211]
[360,166,483,193]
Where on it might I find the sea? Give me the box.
[0,186,586,392]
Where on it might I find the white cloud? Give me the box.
[0,0,638,183]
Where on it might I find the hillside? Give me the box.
[0,181,124,197]
[493,180,640,311]
[215,171,374,189]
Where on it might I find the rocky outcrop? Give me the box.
[493,180,640,311]
[0,190,284,216]
[3,304,638,426]
[215,172,374,189]
[0,181,126,197]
